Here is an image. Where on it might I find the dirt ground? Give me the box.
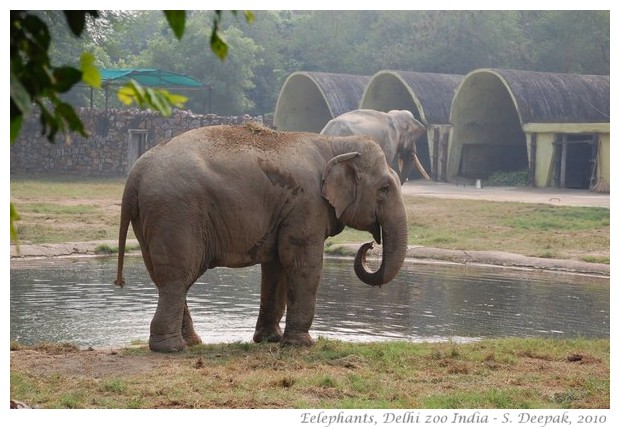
[10,344,168,379]
[10,182,610,407]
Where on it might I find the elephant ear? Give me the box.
[321,152,360,218]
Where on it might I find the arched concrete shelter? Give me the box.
[360,70,464,181]
[449,68,610,190]
[273,71,369,132]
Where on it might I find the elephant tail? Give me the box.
[114,193,132,288]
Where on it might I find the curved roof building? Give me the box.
[273,72,370,132]
[360,70,463,126]
[449,68,609,189]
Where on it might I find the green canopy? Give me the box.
[94,68,210,110]
[100,68,206,88]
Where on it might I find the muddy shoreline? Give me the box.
[10,239,610,277]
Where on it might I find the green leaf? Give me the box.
[80,52,101,88]
[10,71,32,117]
[53,66,82,93]
[63,11,86,36]
[146,88,169,115]
[116,80,186,116]
[211,30,228,60]
[167,92,188,106]
[164,11,186,39]
[36,103,58,142]
[23,13,51,50]
[56,102,87,136]
[117,82,139,105]
[243,11,255,23]
[63,11,98,37]
[11,114,23,145]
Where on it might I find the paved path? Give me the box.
[402,180,610,208]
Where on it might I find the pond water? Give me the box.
[10,256,609,348]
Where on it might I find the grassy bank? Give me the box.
[10,338,610,409]
[10,176,610,263]
[10,175,130,244]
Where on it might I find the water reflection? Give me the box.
[10,256,609,348]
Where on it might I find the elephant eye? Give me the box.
[379,185,390,198]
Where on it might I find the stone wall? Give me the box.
[10,108,270,177]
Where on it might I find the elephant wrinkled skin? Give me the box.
[321,109,428,184]
[115,124,408,352]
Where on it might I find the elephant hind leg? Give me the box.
[150,289,203,352]
[148,260,205,352]
[182,300,202,346]
[141,207,208,352]
[149,284,188,352]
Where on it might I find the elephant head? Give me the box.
[387,110,429,182]
[321,109,429,185]
[321,146,408,286]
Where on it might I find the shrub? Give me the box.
[486,170,529,186]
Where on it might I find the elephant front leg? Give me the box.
[253,261,287,343]
[280,251,324,347]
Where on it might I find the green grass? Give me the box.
[10,176,131,245]
[10,174,126,200]
[24,203,100,215]
[581,255,609,264]
[504,206,610,231]
[14,202,120,244]
[10,176,609,263]
[10,338,609,409]
[326,198,609,262]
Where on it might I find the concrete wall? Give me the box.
[10,108,268,177]
[598,135,610,189]
[529,133,555,187]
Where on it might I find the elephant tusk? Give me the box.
[412,152,431,180]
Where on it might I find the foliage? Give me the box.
[117,81,187,115]
[10,11,97,143]
[486,170,530,186]
[10,10,252,144]
[10,11,98,245]
[10,10,252,241]
[38,10,608,117]
[127,12,260,114]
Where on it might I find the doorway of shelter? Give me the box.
[554,134,597,189]
[457,143,528,180]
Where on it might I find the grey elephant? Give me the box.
[320,109,428,184]
[115,123,408,352]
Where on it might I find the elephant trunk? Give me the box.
[354,203,408,286]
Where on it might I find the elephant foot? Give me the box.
[282,331,315,347]
[253,325,283,343]
[149,334,186,353]
[183,332,202,347]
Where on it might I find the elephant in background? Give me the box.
[321,109,429,184]
[115,123,408,352]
